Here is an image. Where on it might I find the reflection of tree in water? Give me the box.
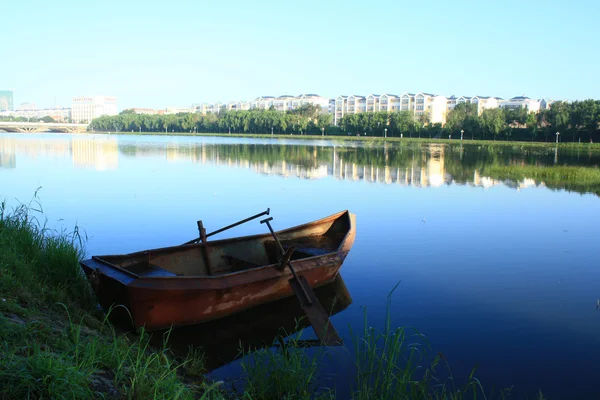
[114,140,600,196]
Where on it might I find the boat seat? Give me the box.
[264,240,325,264]
[222,255,261,272]
[134,264,178,277]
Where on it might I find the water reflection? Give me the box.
[1,134,599,195]
[0,135,118,170]
[149,274,352,371]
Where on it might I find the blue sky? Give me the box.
[1,0,598,110]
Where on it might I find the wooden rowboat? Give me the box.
[80,210,356,331]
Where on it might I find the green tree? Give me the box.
[526,112,538,141]
[481,108,506,141]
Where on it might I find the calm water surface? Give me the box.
[1,132,600,399]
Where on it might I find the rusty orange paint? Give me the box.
[80,210,356,331]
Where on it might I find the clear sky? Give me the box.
[1,0,598,110]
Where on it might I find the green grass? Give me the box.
[482,164,600,196]
[0,194,550,399]
[350,284,512,400]
[0,194,222,399]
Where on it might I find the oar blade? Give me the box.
[289,276,342,346]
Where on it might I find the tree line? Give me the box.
[89,104,333,135]
[0,116,57,123]
[88,100,600,142]
[444,100,600,142]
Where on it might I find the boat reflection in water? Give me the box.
[150,274,352,371]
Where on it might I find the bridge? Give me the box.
[0,122,89,133]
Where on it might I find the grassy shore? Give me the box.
[0,196,548,399]
[92,131,600,150]
[482,165,600,196]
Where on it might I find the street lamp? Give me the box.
[556,131,560,143]
[461,129,464,141]
[384,128,387,138]
[229,127,231,134]
[271,127,274,135]
[321,127,325,137]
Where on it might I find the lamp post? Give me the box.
[384,128,387,138]
[321,127,325,137]
[461,129,464,141]
[271,127,274,135]
[556,131,560,143]
[229,127,231,135]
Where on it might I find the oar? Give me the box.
[182,208,270,245]
[260,217,342,346]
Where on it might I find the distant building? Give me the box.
[225,101,251,112]
[16,102,36,111]
[165,107,194,115]
[471,96,500,115]
[539,99,554,110]
[380,94,401,112]
[127,108,159,115]
[428,95,448,124]
[499,96,541,113]
[0,90,14,111]
[11,107,71,122]
[72,96,117,123]
[197,94,329,116]
[195,103,224,114]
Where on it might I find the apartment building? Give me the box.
[165,107,195,114]
[333,95,367,125]
[0,90,13,111]
[471,96,500,114]
[72,96,117,123]
[381,94,401,112]
[250,94,329,113]
[128,108,159,115]
[195,103,224,114]
[499,96,541,113]
[11,107,72,122]
[539,99,554,110]
[225,101,251,111]
[334,92,447,125]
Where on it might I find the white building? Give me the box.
[10,107,72,122]
[380,94,401,112]
[72,96,117,123]
[127,108,159,115]
[428,95,448,124]
[471,96,500,114]
[333,95,367,125]
[16,102,36,111]
[499,96,541,113]
[165,107,194,115]
[248,94,329,113]
[195,103,225,114]
[539,99,554,110]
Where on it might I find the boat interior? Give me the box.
[95,212,350,278]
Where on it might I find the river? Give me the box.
[1,132,599,399]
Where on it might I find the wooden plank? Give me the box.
[289,276,342,346]
[198,221,215,275]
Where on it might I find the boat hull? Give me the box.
[80,211,356,331]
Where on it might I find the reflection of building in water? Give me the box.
[0,136,16,168]
[0,136,71,165]
[472,170,543,190]
[71,137,118,170]
[330,144,448,186]
[251,162,328,179]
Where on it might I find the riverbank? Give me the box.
[88,131,600,150]
[0,198,546,399]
